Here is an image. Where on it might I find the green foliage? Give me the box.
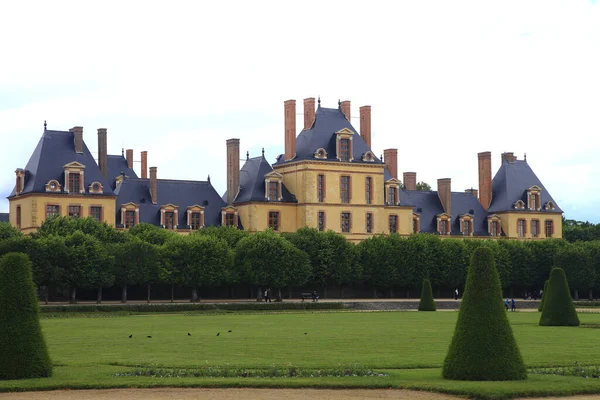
[555,243,595,298]
[539,268,580,326]
[193,226,249,248]
[128,223,175,245]
[35,216,125,243]
[0,222,22,240]
[563,218,600,242]
[538,280,549,312]
[443,247,526,381]
[418,279,436,311]
[440,239,468,290]
[416,181,432,191]
[0,253,52,379]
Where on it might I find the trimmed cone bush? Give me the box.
[418,278,436,311]
[538,280,549,312]
[539,268,580,326]
[442,247,526,381]
[0,252,52,380]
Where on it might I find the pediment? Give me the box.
[187,204,205,210]
[436,213,451,219]
[64,161,86,169]
[335,127,354,136]
[160,203,179,209]
[120,202,138,208]
[264,171,283,179]
[385,178,401,185]
[221,206,237,212]
[528,185,542,191]
[487,214,501,220]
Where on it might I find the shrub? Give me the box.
[539,268,580,326]
[418,278,436,311]
[538,280,549,312]
[0,253,52,380]
[442,247,526,381]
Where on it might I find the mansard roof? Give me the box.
[107,154,138,189]
[8,129,114,198]
[0,213,8,223]
[115,178,226,227]
[488,158,563,213]
[274,106,384,165]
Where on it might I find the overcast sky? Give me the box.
[1,0,598,222]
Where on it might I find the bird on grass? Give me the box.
[217,332,220,336]
[188,333,191,336]
[228,330,232,333]
[147,335,152,338]
[304,332,307,335]
[129,334,133,338]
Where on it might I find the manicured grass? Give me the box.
[3,310,600,398]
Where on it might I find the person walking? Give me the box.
[505,298,509,311]
[511,298,516,312]
[454,288,459,300]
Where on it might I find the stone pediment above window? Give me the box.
[88,181,103,194]
[45,179,62,193]
[544,201,556,210]
[264,171,283,201]
[513,200,525,209]
[335,128,354,162]
[314,148,328,159]
[361,151,375,162]
[63,161,86,169]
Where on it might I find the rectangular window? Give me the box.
[517,219,526,238]
[125,210,136,228]
[413,218,419,233]
[68,205,81,219]
[191,212,202,230]
[387,186,397,205]
[340,176,350,203]
[531,220,539,237]
[317,175,325,202]
[389,215,398,233]
[530,193,539,210]
[365,177,372,205]
[68,172,80,193]
[268,182,278,200]
[545,220,554,238]
[268,211,279,231]
[46,205,60,218]
[16,206,21,229]
[461,220,471,235]
[164,212,175,229]
[340,138,350,161]
[341,212,351,233]
[318,212,325,232]
[225,213,235,227]
[439,219,449,235]
[366,213,373,233]
[89,206,102,222]
[490,221,500,237]
[16,176,22,194]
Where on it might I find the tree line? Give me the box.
[0,217,599,303]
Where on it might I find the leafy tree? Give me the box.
[527,240,566,293]
[538,280,549,312]
[416,181,432,191]
[283,228,331,295]
[418,278,436,311]
[440,239,469,293]
[35,216,124,243]
[563,219,600,242]
[358,235,397,297]
[128,222,175,245]
[501,240,534,295]
[539,268,580,326]
[0,222,22,240]
[0,253,52,379]
[555,242,594,300]
[194,226,249,248]
[182,235,231,302]
[443,247,526,381]
[324,231,362,297]
[406,234,444,291]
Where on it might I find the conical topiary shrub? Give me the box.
[0,253,52,380]
[538,280,549,312]
[443,247,526,381]
[418,278,436,311]
[539,268,580,326]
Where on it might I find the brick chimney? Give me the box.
[359,105,371,148]
[97,128,107,178]
[150,166,157,204]
[126,149,133,169]
[465,188,479,198]
[403,172,417,190]
[284,100,296,161]
[140,151,148,179]
[226,138,240,205]
[383,149,398,180]
[340,100,351,121]
[71,126,83,154]
[437,178,452,215]
[303,97,315,130]
[478,151,492,210]
[501,152,517,164]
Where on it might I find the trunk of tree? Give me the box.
[170,284,175,303]
[373,288,377,298]
[288,287,292,299]
[574,289,579,301]
[323,286,328,299]
[389,288,394,298]
[436,288,441,298]
[276,288,282,302]
[589,289,594,301]
[340,286,345,299]
[406,290,410,299]
[96,287,103,304]
[44,287,49,305]
[191,287,199,303]
[147,284,151,303]
[120,285,127,303]
[70,287,77,304]
[256,286,263,302]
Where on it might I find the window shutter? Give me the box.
[551,220,555,234]
[79,173,83,193]
[523,220,527,234]
[349,176,352,200]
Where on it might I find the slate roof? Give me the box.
[7,129,114,197]
[106,154,138,189]
[401,190,491,236]
[274,106,384,165]
[0,213,9,223]
[488,159,563,213]
[115,178,226,227]
[227,156,296,204]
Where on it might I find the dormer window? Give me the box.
[413,213,420,233]
[88,182,103,194]
[527,185,542,210]
[187,205,205,230]
[361,151,375,162]
[335,128,354,162]
[513,200,525,209]
[544,201,556,211]
[437,213,451,235]
[385,179,401,206]
[14,169,25,195]
[45,180,62,193]
[264,171,283,201]
[459,214,474,236]
[488,215,502,237]
[314,148,327,159]
[120,202,139,228]
[160,204,179,230]
[63,162,86,194]
[221,206,238,228]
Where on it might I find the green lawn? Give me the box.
[3,310,600,398]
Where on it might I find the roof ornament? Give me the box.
[317,96,321,106]
[44,120,47,131]
[122,148,124,156]
[338,99,341,108]
[262,147,265,157]
[524,152,527,162]
[207,174,211,183]
[246,151,249,161]
[380,154,383,161]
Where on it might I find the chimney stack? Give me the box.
[437,178,452,216]
[284,100,296,161]
[501,152,517,164]
[383,149,398,180]
[226,138,240,205]
[141,151,148,179]
[150,167,158,204]
[303,97,315,130]
[403,172,417,190]
[359,105,372,148]
[340,100,351,121]
[478,151,492,210]
[71,126,83,154]
[465,188,479,198]
[126,149,133,169]
[97,128,108,178]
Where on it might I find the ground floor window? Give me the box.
[46,204,60,218]
[341,212,351,233]
[389,215,397,233]
[517,219,526,238]
[89,206,102,222]
[225,213,236,227]
[490,221,500,236]
[68,205,81,219]
[318,212,325,231]
[366,213,373,233]
[531,220,539,237]
[545,220,554,238]
[269,211,279,231]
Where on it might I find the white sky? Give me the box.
[0,0,598,222]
